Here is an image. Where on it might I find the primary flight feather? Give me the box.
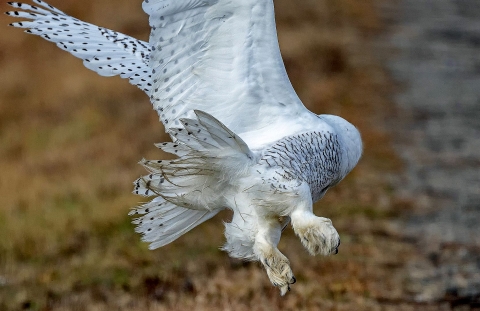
[7,0,362,294]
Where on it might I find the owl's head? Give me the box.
[318,114,363,177]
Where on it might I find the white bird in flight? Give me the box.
[7,0,362,294]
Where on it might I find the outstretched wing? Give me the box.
[7,0,316,147]
[143,0,313,143]
[6,0,153,93]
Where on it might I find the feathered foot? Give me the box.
[259,247,296,295]
[291,211,340,256]
[253,219,296,295]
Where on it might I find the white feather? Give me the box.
[143,0,320,149]
[6,1,153,92]
[130,197,219,249]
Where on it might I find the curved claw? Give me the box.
[332,237,341,255]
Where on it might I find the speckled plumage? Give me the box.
[7,0,363,295]
[260,131,342,202]
[6,0,153,92]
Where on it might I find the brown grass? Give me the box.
[0,0,431,310]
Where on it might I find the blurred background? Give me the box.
[0,0,478,310]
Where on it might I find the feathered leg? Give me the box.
[291,209,340,256]
[254,217,296,295]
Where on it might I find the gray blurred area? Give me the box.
[384,0,480,305]
[2,0,480,309]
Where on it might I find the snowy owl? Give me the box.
[7,0,362,294]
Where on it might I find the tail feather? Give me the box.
[194,110,251,155]
[135,111,255,204]
[130,197,219,249]
[168,128,214,152]
[178,118,222,149]
[131,111,255,248]
[154,142,192,157]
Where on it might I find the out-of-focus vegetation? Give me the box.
[0,0,439,310]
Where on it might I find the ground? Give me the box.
[383,0,480,306]
[0,0,464,310]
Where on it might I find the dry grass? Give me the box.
[0,0,433,310]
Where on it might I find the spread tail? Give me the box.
[131,110,255,248]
